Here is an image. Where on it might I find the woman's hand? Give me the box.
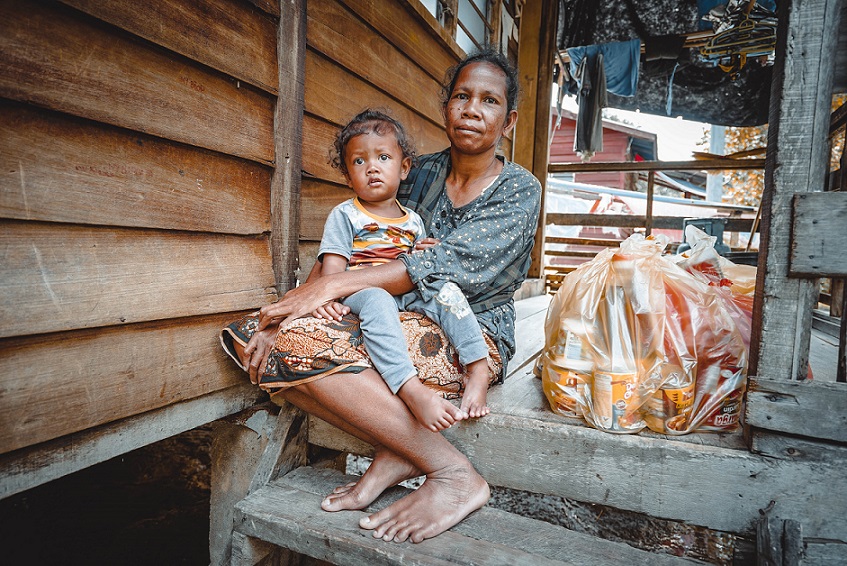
[414,237,440,252]
[312,300,350,321]
[242,325,278,384]
[258,276,337,330]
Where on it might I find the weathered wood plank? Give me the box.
[300,177,350,241]
[0,381,264,498]
[0,312,261,453]
[61,0,278,94]
[305,48,448,155]
[0,102,270,235]
[210,402,307,566]
[309,370,847,539]
[749,0,842,381]
[336,0,460,82]
[750,429,847,463]
[0,222,276,337]
[302,114,344,184]
[0,0,274,164]
[236,467,700,566]
[307,0,444,127]
[745,376,847,442]
[789,192,847,277]
[271,0,306,294]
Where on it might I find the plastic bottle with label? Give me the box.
[591,256,645,433]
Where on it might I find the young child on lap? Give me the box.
[313,109,491,431]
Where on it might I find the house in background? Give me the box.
[548,108,657,190]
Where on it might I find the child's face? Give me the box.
[343,131,412,205]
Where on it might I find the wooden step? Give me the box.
[233,466,704,566]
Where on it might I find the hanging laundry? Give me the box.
[572,51,606,161]
[567,39,641,97]
[566,39,639,161]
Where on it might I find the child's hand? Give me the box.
[414,237,440,252]
[312,300,350,321]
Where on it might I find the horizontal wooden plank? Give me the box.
[300,177,350,241]
[307,0,445,127]
[789,192,847,277]
[545,249,601,259]
[546,213,755,232]
[0,312,261,453]
[309,370,847,539]
[0,381,265,497]
[745,376,847,443]
[0,102,271,234]
[337,0,460,82]
[548,159,766,173]
[0,222,277,338]
[236,467,698,566]
[304,48,447,155]
[61,0,278,94]
[0,0,274,164]
[302,114,345,184]
[545,236,623,247]
[246,0,279,18]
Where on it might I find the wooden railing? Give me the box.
[543,158,764,294]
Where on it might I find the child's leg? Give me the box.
[398,283,491,418]
[344,288,466,431]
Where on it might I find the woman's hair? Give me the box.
[440,47,520,115]
[331,108,416,176]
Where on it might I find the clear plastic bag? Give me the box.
[542,233,748,435]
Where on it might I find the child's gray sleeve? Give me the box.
[317,206,355,262]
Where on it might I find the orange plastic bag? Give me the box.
[542,234,748,435]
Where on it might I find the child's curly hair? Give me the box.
[331,108,416,177]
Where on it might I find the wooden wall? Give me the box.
[298,0,461,275]
[0,0,278,461]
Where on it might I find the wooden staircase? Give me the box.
[214,294,847,565]
[232,466,703,565]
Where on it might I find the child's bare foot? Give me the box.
[460,363,490,418]
[397,378,467,432]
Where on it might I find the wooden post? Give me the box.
[515,0,557,279]
[645,171,655,237]
[271,0,306,294]
[839,282,847,382]
[209,403,308,566]
[748,0,841,382]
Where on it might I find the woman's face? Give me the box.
[444,62,518,156]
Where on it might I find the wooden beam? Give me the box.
[645,171,655,236]
[545,212,756,232]
[0,382,264,499]
[272,0,306,294]
[788,192,847,277]
[545,236,623,247]
[749,0,842,382]
[548,158,766,173]
[526,0,558,279]
[745,376,847,443]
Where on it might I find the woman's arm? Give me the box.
[311,254,351,321]
[258,258,414,330]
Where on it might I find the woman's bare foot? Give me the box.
[397,378,467,432]
[459,367,490,418]
[359,461,490,543]
[321,447,421,512]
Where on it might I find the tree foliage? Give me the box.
[702,94,847,207]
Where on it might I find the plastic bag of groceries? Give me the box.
[542,233,748,435]
[674,225,756,349]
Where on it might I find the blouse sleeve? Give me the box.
[401,168,541,303]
